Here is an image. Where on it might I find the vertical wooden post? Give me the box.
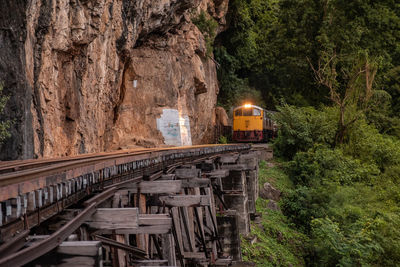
[111,193,126,267]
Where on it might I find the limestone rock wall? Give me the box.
[0,0,228,159]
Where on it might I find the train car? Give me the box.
[232,104,277,142]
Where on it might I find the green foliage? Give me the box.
[344,119,400,171]
[242,161,307,266]
[218,135,228,144]
[272,104,337,159]
[217,0,400,135]
[270,104,400,265]
[0,84,11,144]
[287,147,380,187]
[258,160,294,195]
[214,47,265,109]
[192,11,218,56]
[242,206,308,266]
[218,1,400,264]
[310,217,383,266]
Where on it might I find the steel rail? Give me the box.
[0,150,154,186]
[0,144,239,172]
[0,148,152,173]
[0,144,248,187]
[0,202,97,267]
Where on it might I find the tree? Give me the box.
[309,53,378,144]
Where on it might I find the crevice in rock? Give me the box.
[113,59,131,124]
[32,0,54,157]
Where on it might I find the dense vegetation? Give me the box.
[216,0,400,128]
[241,161,308,266]
[214,0,400,266]
[274,105,400,266]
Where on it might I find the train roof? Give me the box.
[233,104,263,111]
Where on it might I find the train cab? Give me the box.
[232,104,264,142]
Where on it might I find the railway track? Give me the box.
[0,144,258,267]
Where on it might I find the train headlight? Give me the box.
[244,103,252,108]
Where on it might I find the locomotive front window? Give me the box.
[253,108,261,116]
[243,109,253,116]
[235,109,242,116]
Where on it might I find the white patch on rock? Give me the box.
[157,109,192,146]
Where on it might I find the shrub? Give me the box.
[272,104,337,159]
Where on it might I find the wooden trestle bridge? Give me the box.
[0,144,260,267]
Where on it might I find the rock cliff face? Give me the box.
[0,0,229,159]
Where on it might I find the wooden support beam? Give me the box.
[181,178,210,188]
[57,241,102,256]
[120,180,182,194]
[220,164,248,171]
[170,208,184,255]
[86,208,139,229]
[159,196,210,207]
[180,207,195,252]
[175,168,200,179]
[94,225,171,235]
[194,206,208,258]
[162,234,176,266]
[136,193,148,254]
[219,154,239,164]
[205,169,229,178]
[31,241,103,267]
[131,259,169,266]
[92,214,171,234]
[159,174,176,180]
[150,234,163,260]
[184,252,207,259]
[138,214,172,226]
[92,235,147,259]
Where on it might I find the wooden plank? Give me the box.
[219,154,239,164]
[193,187,208,258]
[138,214,172,226]
[159,174,176,180]
[159,196,210,207]
[57,241,101,256]
[136,193,148,254]
[184,251,207,259]
[86,208,138,229]
[95,225,171,235]
[205,187,219,256]
[187,207,196,252]
[57,257,96,267]
[121,180,182,194]
[180,207,195,252]
[205,169,229,178]
[175,168,200,179]
[116,234,127,267]
[111,193,127,267]
[131,259,168,265]
[181,178,210,188]
[171,207,184,255]
[93,235,147,259]
[162,234,176,266]
[220,164,248,171]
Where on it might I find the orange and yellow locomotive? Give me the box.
[232,104,277,142]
